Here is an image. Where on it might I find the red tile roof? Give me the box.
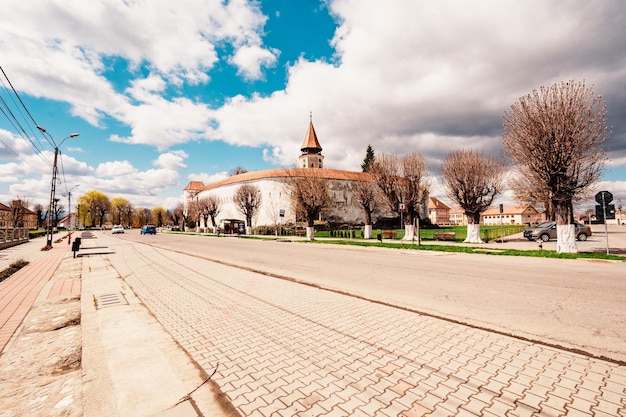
[428,197,450,210]
[193,168,377,192]
[183,181,206,191]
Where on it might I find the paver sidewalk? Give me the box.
[0,243,69,353]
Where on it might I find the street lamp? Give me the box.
[37,126,79,248]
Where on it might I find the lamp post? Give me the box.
[37,126,79,248]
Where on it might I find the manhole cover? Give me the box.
[94,292,127,309]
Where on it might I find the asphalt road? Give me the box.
[112,227,626,363]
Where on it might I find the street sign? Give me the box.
[595,191,613,205]
[279,209,285,218]
[595,191,613,255]
[398,203,407,213]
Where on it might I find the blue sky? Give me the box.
[1,0,625,214]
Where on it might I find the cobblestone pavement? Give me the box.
[108,241,626,417]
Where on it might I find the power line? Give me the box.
[0,65,52,148]
[0,67,53,169]
[58,150,69,194]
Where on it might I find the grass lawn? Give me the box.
[305,239,624,261]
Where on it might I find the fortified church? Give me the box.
[184,119,426,233]
[183,118,418,234]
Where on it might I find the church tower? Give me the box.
[299,114,324,169]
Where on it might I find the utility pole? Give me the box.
[46,146,59,247]
[63,185,79,231]
[37,126,79,248]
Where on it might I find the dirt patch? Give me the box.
[0,286,82,417]
[0,259,29,283]
[24,295,81,333]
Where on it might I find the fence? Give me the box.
[0,228,30,249]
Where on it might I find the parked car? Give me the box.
[523,221,591,242]
[111,225,124,234]
[140,225,157,235]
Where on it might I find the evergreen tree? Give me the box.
[361,144,375,172]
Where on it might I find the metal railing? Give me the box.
[0,228,30,249]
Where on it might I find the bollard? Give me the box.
[71,240,80,258]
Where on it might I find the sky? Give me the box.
[1,0,625,215]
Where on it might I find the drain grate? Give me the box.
[94,292,128,309]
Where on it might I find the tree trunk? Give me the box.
[555,201,577,253]
[306,226,315,241]
[364,225,373,239]
[363,209,372,226]
[464,212,483,243]
[465,224,483,243]
[307,212,315,227]
[402,224,416,241]
[556,224,578,253]
[246,226,252,235]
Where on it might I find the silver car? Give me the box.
[523,221,591,242]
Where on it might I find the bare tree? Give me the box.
[370,153,430,241]
[135,207,152,226]
[233,184,262,234]
[10,198,30,228]
[352,178,378,239]
[124,202,134,228]
[263,194,283,236]
[174,203,188,232]
[198,196,221,232]
[33,203,46,229]
[440,149,506,243]
[53,198,64,227]
[286,169,331,240]
[186,196,202,231]
[229,166,248,176]
[508,175,555,221]
[503,80,609,253]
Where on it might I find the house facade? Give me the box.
[481,205,540,225]
[448,206,467,225]
[0,201,38,229]
[446,205,540,226]
[428,197,451,225]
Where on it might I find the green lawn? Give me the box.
[306,239,624,261]
[313,225,526,242]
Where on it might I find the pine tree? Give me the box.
[361,145,375,172]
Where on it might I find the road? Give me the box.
[113,229,626,363]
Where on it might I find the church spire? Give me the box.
[299,113,324,169]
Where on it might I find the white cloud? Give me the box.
[0,0,269,145]
[154,151,188,170]
[231,45,279,80]
[208,0,626,172]
[188,171,228,185]
[110,96,213,149]
[127,75,168,100]
[96,161,137,177]
[2,0,626,210]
